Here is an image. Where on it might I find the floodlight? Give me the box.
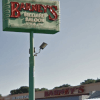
[34,42,48,56]
[40,42,48,50]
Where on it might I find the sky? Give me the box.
[1,0,100,96]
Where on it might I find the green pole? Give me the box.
[29,31,35,100]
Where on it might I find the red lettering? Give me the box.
[45,91,49,97]
[31,4,38,12]
[19,3,26,11]
[58,90,64,95]
[25,3,31,11]
[10,2,20,18]
[45,86,85,97]
[49,6,58,21]
[65,89,69,94]
[70,88,76,94]
[61,90,65,94]
[78,86,84,93]
[10,2,58,21]
[54,90,59,95]
[41,5,49,13]
[49,91,53,96]
[38,4,43,13]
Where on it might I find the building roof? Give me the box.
[88,91,100,99]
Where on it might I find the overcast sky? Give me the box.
[1,0,100,96]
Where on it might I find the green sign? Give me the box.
[2,0,60,34]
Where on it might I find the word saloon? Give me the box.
[2,0,60,34]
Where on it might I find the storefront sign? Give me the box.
[45,86,84,97]
[12,95,29,100]
[2,0,60,34]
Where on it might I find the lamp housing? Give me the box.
[40,42,47,50]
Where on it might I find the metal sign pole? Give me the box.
[29,31,35,100]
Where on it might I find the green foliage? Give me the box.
[0,94,2,97]
[40,88,48,91]
[10,87,48,95]
[53,84,71,89]
[10,90,17,95]
[10,86,29,95]
[10,78,100,95]
[80,79,96,85]
[95,78,100,83]
[19,86,29,93]
[35,88,40,92]
[35,88,48,92]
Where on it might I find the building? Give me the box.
[87,91,100,99]
[1,82,100,100]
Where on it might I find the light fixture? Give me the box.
[40,42,48,49]
[34,42,48,56]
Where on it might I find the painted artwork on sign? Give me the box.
[2,0,60,34]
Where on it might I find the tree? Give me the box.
[10,86,29,95]
[60,84,71,87]
[10,86,48,94]
[40,88,48,91]
[10,90,17,95]
[35,88,48,92]
[95,78,100,83]
[0,94,2,97]
[53,84,71,89]
[35,88,40,92]
[19,86,29,93]
[80,79,96,85]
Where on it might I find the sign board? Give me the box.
[2,0,60,34]
[45,86,85,97]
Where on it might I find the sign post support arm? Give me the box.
[29,31,35,100]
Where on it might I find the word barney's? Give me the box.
[10,2,58,21]
[45,86,85,97]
